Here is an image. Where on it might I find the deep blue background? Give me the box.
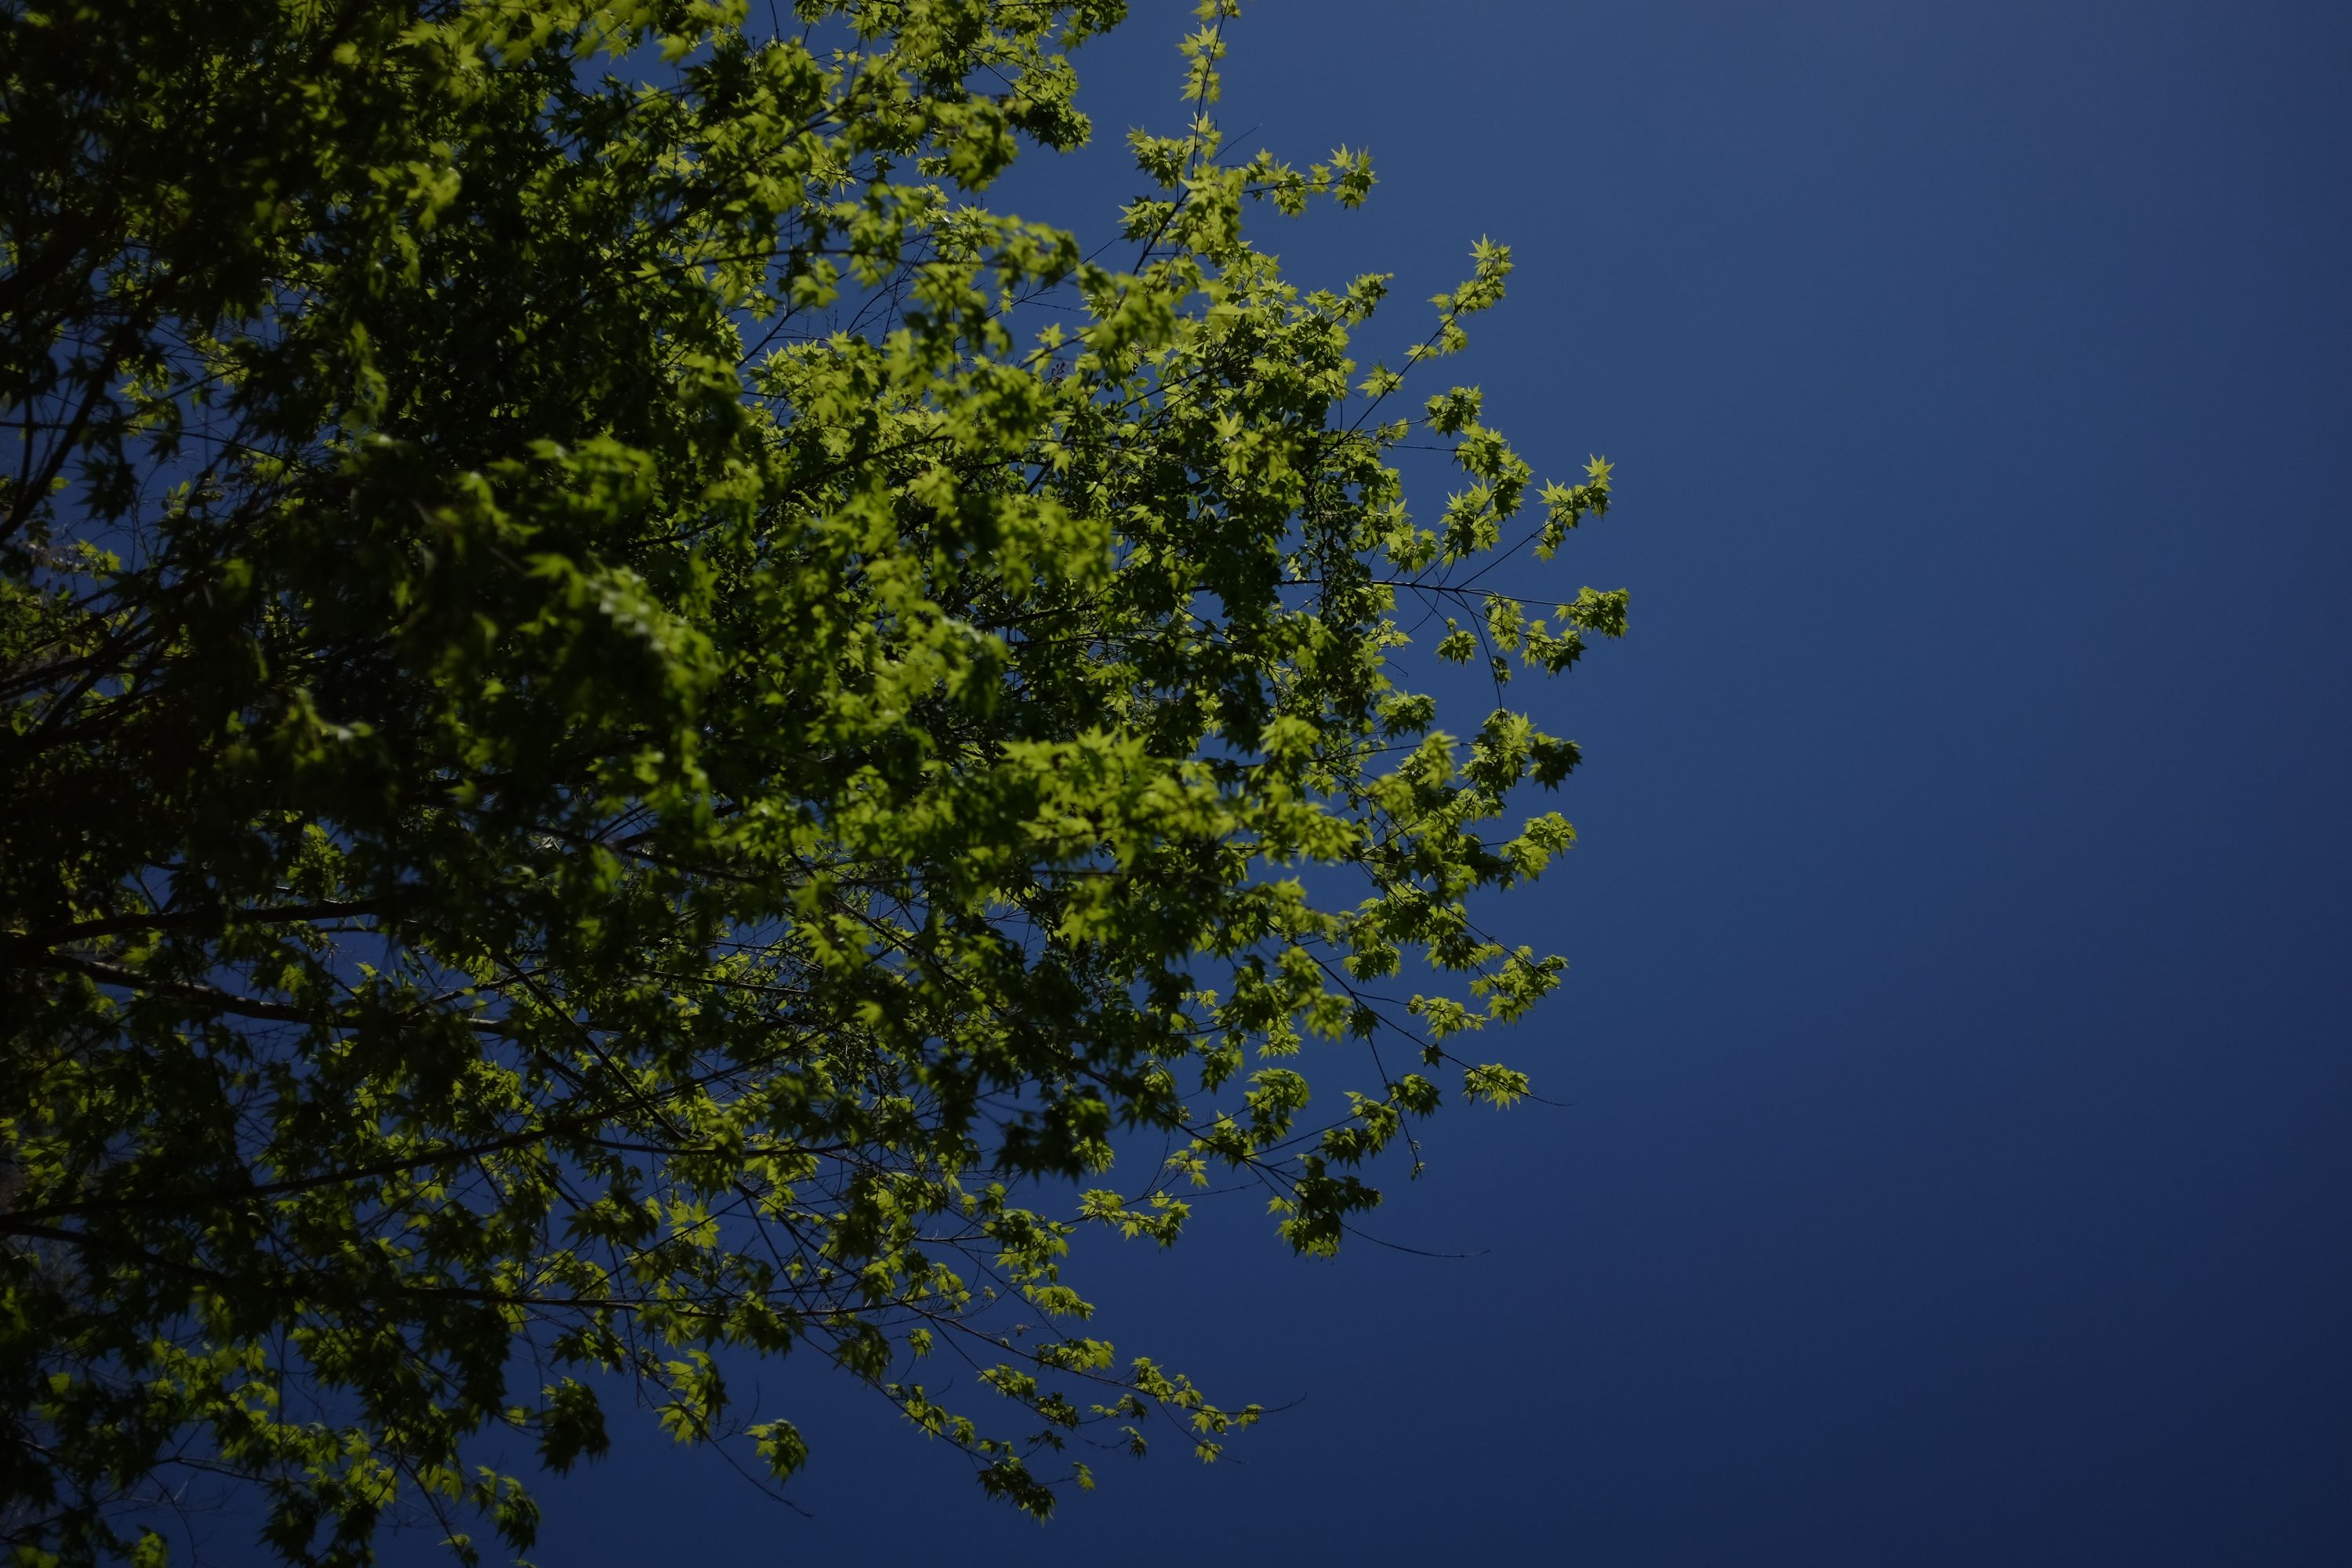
[423,2,2352,1561]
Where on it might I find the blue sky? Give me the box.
[425,2,2350,1561]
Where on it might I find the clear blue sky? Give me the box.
[428,2,2352,1561]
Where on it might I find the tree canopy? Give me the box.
[0,1,1624,1561]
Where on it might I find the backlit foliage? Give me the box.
[0,2,1625,1560]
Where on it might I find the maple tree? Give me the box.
[0,2,1624,1561]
